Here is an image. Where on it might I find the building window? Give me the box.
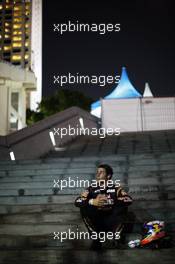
[25,53,29,59]
[13,30,22,35]
[13,24,22,29]
[12,54,21,60]
[13,36,22,41]
[25,41,29,47]
[12,42,22,47]
[14,6,22,11]
[5,34,10,38]
[14,17,22,23]
[3,45,11,51]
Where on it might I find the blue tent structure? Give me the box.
[91,67,142,116]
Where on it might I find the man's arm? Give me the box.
[74,190,90,207]
[116,187,133,205]
[75,190,107,208]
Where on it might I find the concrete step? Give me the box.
[1,178,175,189]
[0,173,94,181]
[0,200,175,215]
[1,210,175,225]
[0,163,71,171]
[1,166,175,178]
[0,187,174,198]
[0,191,175,204]
[0,212,81,224]
[1,171,175,183]
[0,225,174,251]
[0,154,174,170]
[2,153,175,167]
[0,203,78,214]
[0,228,174,249]
[0,194,76,205]
[1,248,175,264]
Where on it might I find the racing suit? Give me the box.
[75,184,133,237]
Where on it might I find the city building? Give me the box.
[0,0,42,135]
[0,0,32,68]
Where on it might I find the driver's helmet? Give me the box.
[140,220,166,246]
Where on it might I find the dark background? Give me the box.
[42,0,175,101]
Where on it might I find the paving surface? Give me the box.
[0,130,175,263]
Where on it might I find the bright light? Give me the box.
[55,147,66,152]
[13,24,21,29]
[4,46,11,51]
[13,31,22,35]
[25,41,29,47]
[12,55,21,60]
[79,117,84,129]
[25,54,29,59]
[5,34,10,39]
[49,131,56,146]
[10,151,15,161]
[13,36,22,41]
[12,42,22,48]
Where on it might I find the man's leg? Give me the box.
[80,206,103,233]
[101,205,129,247]
[80,206,104,250]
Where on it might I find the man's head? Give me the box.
[96,164,113,182]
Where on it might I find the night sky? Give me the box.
[42,0,175,101]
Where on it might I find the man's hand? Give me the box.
[80,190,89,198]
[117,196,132,203]
[93,194,107,207]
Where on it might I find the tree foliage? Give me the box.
[26,89,93,125]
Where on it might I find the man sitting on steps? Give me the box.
[75,164,133,250]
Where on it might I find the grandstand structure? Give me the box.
[0,107,175,263]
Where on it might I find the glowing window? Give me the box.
[13,24,22,29]
[5,34,10,38]
[6,4,12,9]
[14,18,22,23]
[12,54,21,60]
[14,6,22,11]
[25,41,29,47]
[5,28,10,33]
[4,46,11,51]
[13,36,22,41]
[13,30,22,35]
[12,42,22,48]
[25,54,29,59]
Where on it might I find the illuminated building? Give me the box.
[0,0,41,135]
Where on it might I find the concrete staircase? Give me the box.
[0,131,175,263]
